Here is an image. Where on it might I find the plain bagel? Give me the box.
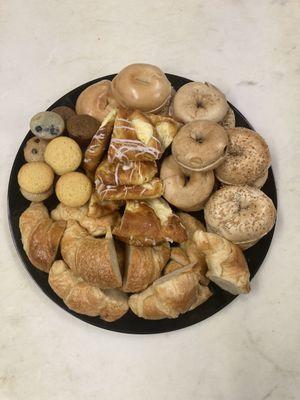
[173,82,229,123]
[172,120,228,172]
[160,155,215,211]
[215,127,271,186]
[204,185,276,249]
[111,63,172,113]
[75,80,119,123]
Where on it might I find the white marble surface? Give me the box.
[1,1,299,399]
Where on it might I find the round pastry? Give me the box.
[55,172,92,207]
[160,155,214,211]
[172,120,228,172]
[18,161,54,194]
[204,185,276,249]
[20,186,53,201]
[30,111,65,140]
[23,137,48,162]
[75,80,119,123]
[219,107,235,128]
[44,136,82,175]
[215,128,271,186]
[51,106,76,123]
[111,63,172,113]
[173,82,228,123]
[66,114,100,146]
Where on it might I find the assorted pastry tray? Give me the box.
[8,65,277,334]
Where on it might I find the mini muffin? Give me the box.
[18,162,54,193]
[66,114,100,146]
[51,106,76,123]
[24,137,48,162]
[30,111,65,140]
[44,136,82,175]
[55,172,92,207]
[20,186,53,201]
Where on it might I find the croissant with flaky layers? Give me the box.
[60,220,122,289]
[49,260,128,322]
[19,202,66,273]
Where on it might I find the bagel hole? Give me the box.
[183,175,190,187]
[191,132,203,143]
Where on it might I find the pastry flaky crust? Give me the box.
[95,157,157,186]
[96,177,163,201]
[19,202,66,273]
[84,109,117,175]
[113,199,187,246]
[193,231,250,295]
[60,220,122,289]
[87,191,123,218]
[49,260,128,322]
[108,108,162,162]
[146,113,182,151]
[122,243,170,293]
[51,202,120,237]
[129,264,212,320]
[177,212,209,285]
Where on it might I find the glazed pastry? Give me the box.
[87,191,123,218]
[113,198,187,246]
[23,137,48,162]
[61,220,122,289]
[177,212,208,285]
[95,158,157,187]
[51,202,120,237]
[51,106,76,123]
[204,185,276,249]
[44,136,82,175]
[96,177,163,201]
[170,247,190,265]
[30,111,65,140]
[20,186,53,202]
[67,114,100,147]
[111,63,172,113]
[173,82,228,123]
[83,109,117,175]
[19,202,66,272]
[49,260,128,321]
[146,113,182,151]
[122,243,170,293]
[219,107,235,129]
[108,108,162,163]
[75,80,119,123]
[129,264,212,320]
[215,128,271,186]
[172,120,228,171]
[164,260,185,275]
[160,155,214,211]
[193,231,250,295]
[55,172,92,208]
[18,161,54,194]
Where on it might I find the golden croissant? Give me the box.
[49,260,128,322]
[193,231,250,295]
[60,220,122,289]
[19,202,66,273]
[129,264,212,320]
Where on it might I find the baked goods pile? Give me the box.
[17,63,276,322]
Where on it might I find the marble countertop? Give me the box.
[1,1,299,399]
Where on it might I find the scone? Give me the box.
[44,136,82,175]
[18,161,54,194]
[55,172,92,207]
[24,137,48,162]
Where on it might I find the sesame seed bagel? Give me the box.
[204,185,276,249]
[215,128,271,186]
[173,82,229,124]
[172,120,228,172]
[160,155,214,211]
